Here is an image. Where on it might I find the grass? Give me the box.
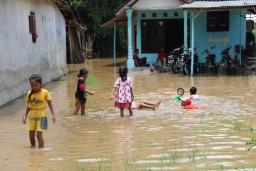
[86,74,100,90]
[246,134,256,151]
[69,159,112,171]
[52,76,71,82]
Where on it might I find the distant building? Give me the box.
[0,0,85,106]
[103,0,256,70]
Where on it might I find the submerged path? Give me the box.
[0,58,256,170]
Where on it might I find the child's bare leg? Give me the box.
[156,100,161,108]
[128,107,133,116]
[120,108,124,117]
[81,103,86,115]
[29,130,36,147]
[140,102,156,110]
[36,131,44,148]
[73,104,80,115]
[141,101,155,106]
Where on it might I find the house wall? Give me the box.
[135,9,246,63]
[136,10,185,63]
[193,10,246,63]
[0,0,68,106]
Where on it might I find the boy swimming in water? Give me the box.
[189,87,200,101]
[172,88,184,101]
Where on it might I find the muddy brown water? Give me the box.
[0,58,256,171]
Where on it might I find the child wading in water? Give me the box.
[22,74,56,148]
[73,68,95,115]
[172,88,184,101]
[111,66,134,117]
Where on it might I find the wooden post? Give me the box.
[184,11,188,54]
[191,12,194,76]
[114,24,117,66]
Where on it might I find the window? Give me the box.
[207,11,229,32]
[28,12,37,43]
[152,13,157,17]
[163,13,168,17]
[29,12,36,33]
[174,12,179,17]
[142,13,146,18]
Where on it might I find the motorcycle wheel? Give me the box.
[171,63,178,74]
[212,63,218,74]
[226,67,232,75]
[194,64,200,74]
[205,61,210,73]
[183,64,189,75]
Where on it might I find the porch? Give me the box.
[102,0,256,75]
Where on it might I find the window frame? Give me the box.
[207,11,229,32]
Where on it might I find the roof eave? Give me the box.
[55,0,86,32]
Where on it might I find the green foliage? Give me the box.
[252,28,256,56]
[246,134,256,151]
[52,76,70,82]
[68,0,126,38]
[87,75,100,90]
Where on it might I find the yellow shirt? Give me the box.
[26,89,51,109]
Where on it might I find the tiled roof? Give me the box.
[180,0,256,8]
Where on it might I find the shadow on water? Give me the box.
[0,58,256,170]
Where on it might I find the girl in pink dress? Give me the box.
[111,66,134,117]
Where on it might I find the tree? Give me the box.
[68,0,127,57]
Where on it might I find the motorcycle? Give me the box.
[182,47,200,75]
[201,46,218,74]
[168,47,184,74]
[234,44,248,66]
[221,46,237,75]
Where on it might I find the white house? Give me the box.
[0,0,84,106]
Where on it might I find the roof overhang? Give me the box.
[180,0,256,13]
[102,0,184,27]
[55,0,86,32]
[132,0,183,11]
[101,14,127,27]
[116,0,139,16]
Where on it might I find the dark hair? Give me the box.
[190,86,197,95]
[119,66,128,81]
[78,68,89,78]
[135,48,139,53]
[28,74,42,101]
[177,87,184,93]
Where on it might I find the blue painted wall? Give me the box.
[192,10,246,63]
[136,10,184,63]
[135,10,246,63]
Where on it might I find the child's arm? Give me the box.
[47,100,56,123]
[130,88,134,101]
[110,87,118,100]
[85,89,95,95]
[22,105,30,124]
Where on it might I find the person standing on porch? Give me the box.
[133,49,148,67]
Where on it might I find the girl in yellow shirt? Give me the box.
[22,74,56,148]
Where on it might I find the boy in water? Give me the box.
[172,88,184,101]
[181,98,199,109]
[189,87,200,101]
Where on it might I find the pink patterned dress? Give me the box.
[114,77,133,109]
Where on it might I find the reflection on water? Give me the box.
[0,58,256,170]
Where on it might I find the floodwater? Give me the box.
[0,58,256,171]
